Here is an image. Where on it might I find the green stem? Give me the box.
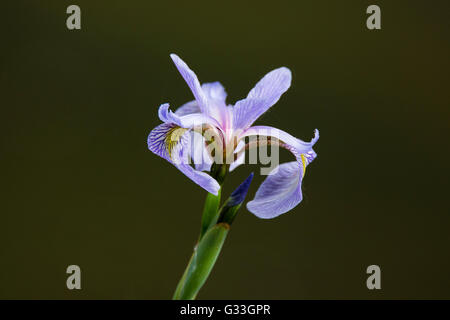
[172,190,224,300]
[173,223,230,300]
[199,190,221,240]
[172,164,230,300]
[172,253,194,299]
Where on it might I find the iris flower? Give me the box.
[148,54,319,219]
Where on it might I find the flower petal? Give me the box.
[175,100,201,116]
[158,103,220,129]
[202,82,227,105]
[173,132,220,195]
[201,82,230,127]
[189,131,213,172]
[233,67,292,130]
[242,126,319,155]
[170,54,210,115]
[175,82,228,117]
[229,140,245,172]
[147,123,219,195]
[170,54,231,129]
[147,122,176,161]
[176,162,220,195]
[242,127,319,218]
[246,161,302,218]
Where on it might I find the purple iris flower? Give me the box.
[148,54,319,219]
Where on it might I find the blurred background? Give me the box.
[1,0,449,299]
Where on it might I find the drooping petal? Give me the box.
[246,161,302,218]
[156,103,219,170]
[242,126,319,155]
[172,132,220,194]
[147,122,176,161]
[242,127,319,218]
[147,123,220,195]
[170,54,210,115]
[233,67,292,130]
[175,160,220,195]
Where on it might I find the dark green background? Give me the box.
[1,1,449,299]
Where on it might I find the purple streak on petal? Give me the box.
[233,67,292,130]
[147,122,175,161]
[170,54,209,115]
[228,173,254,207]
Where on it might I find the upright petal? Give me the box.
[170,54,210,115]
[233,67,291,130]
[201,82,230,127]
[202,82,227,105]
[242,127,319,218]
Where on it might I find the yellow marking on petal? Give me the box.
[300,154,307,177]
[165,126,188,160]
